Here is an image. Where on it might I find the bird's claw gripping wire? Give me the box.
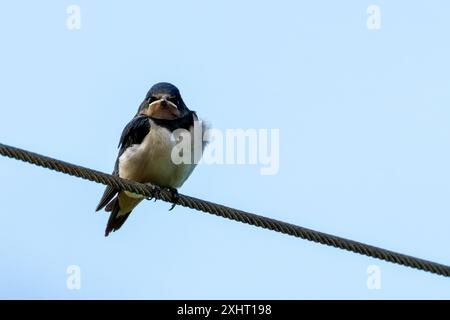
[145,183,161,202]
[165,187,179,211]
[144,184,179,210]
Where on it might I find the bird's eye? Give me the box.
[148,96,158,103]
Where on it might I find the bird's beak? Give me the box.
[145,96,180,120]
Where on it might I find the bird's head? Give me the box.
[137,82,189,120]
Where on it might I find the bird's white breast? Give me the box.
[118,120,197,189]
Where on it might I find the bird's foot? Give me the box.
[165,187,179,211]
[144,183,161,202]
[144,185,179,210]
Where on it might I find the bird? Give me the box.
[96,82,206,236]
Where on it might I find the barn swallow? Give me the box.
[96,82,205,236]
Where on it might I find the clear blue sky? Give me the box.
[1,1,450,299]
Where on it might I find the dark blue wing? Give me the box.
[95,115,151,212]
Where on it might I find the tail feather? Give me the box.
[96,185,118,212]
[104,198,132,237]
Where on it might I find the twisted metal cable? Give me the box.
[1,142,449,278]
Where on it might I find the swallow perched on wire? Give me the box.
[96,82,206,236]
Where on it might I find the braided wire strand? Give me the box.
[1,142,449,277]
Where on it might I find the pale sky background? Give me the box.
[1,1,450,299]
